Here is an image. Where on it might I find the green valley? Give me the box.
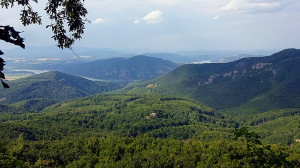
[1,49,300,167]
[1,0,300,166]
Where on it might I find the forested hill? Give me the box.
[0,71,121,104]
[59,55,178,81]
[119,49,300,113]
[0,94,234,141]
[1,94,299,167]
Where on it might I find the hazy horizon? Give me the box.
[1,0,300,52]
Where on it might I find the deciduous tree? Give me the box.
[0,0,88,88]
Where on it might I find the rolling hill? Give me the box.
[0,94,235,141]
[119,49,300,114]
[59,55,178,81]
[0,71,121,104]
[1,49,300,167]
[0,94,298,168]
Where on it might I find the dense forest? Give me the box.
[2,0,299,166]
[0,95,234,141]
[1,132,300,168]
[1,49,300,167]
[1,94,300,167]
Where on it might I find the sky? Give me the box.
[1,0,300,52]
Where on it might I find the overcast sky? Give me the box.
[1,0,300,52]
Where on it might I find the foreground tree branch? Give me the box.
[0,0,88,88]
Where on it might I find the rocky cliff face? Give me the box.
[121,49,300,112]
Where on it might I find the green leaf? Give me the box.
[1,79,9,88]
[0,72,5,79]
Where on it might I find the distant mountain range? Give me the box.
[0,71,121,104]
[4,46,274,77]
[1,48,300,146]
[119,49,300,114]
[58,55,178,81]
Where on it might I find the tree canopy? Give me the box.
[0,0,88,88]
[0,57,9,88]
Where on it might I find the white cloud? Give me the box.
[213,15,220,20]
[36,58,62,61]
[134,10,164,24]
[220,0,282,13]
[142,10,164,24]
[92,18,105,24]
